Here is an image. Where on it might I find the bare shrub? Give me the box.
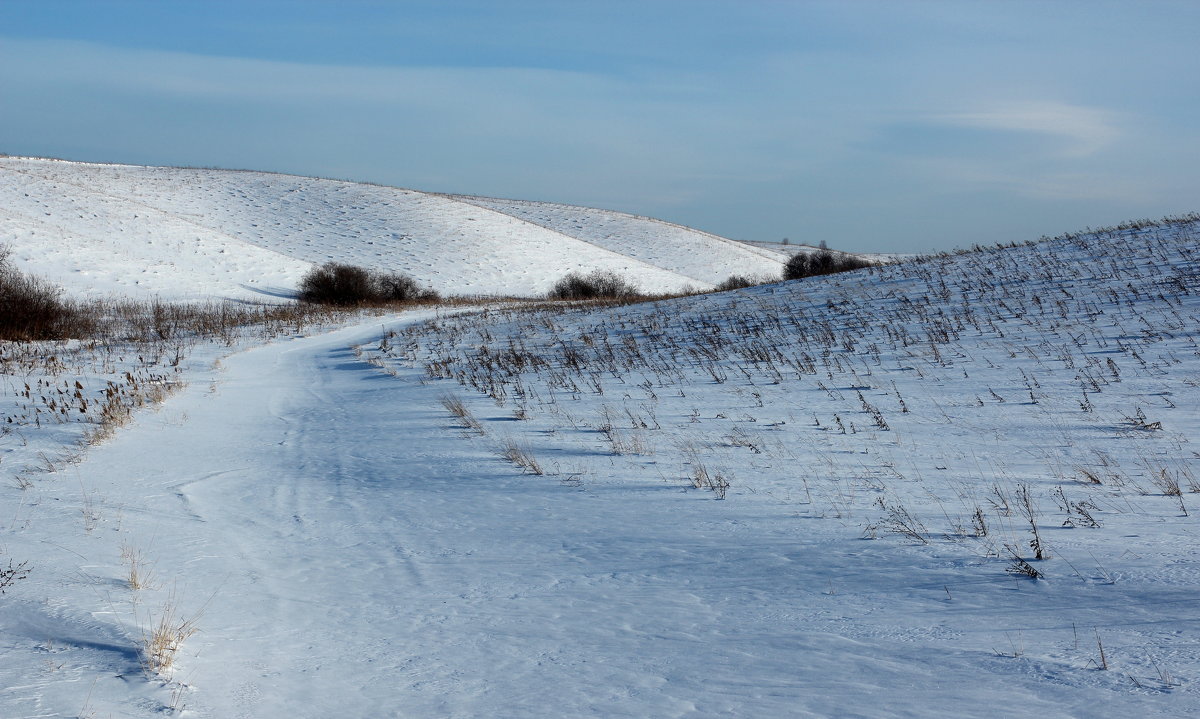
[1,251,346,343]
[875,497,929,544]
[1148,466,1182,496]
[0,244,93,340]
[1005,546,1044,579]
[547,270,641,301]
[297,263,373,305]
[782,248,873,281]
[376,271,439,302]
[713,274,761,292]
[298,262,438,305]
[1015,483,1048,560]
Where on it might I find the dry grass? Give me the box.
[874,497,930,544]
[683,450,729,499]
[376,212,1200,585]
[121,542,158,591]
[139,589,204,676]
[500,438,544,475]
[440,394,485,434]
[601,425,653,456]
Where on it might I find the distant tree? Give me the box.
[783,252,810,281]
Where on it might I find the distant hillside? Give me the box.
[442,194,788,285]
[0,157,785,301]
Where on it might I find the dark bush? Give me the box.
[547,270,641,300]
[782,249,873,281]
[298,263,438,305]
[297,263,373,305]
[375,271,439,302]
[713,274,759,292]
[0,245,90,340]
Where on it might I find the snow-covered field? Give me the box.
[0,157,784,300]
[362,218,1200,717]
[1,158,1198,717]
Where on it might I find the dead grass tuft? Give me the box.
[139,589,204,676]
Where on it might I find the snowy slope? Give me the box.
[0,157,780,299]
[445,193,788,284]
[0,159,313,302]
[365,217,1200,716]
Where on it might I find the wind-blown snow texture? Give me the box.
[0,157,780,300]
[1,157,1197,717]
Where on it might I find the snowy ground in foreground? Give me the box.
[0,157,788,301]
[1,217,1197,717]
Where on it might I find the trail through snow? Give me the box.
[12,312,1181,718]
[72,316,867,717]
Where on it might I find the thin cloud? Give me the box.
[929,101,1121,157]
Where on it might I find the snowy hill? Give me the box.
[443,193,789,284]
[3,152,1198,717]
[0,156,783,300]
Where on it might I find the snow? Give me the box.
[444,193,789,285]
[1,157,782,300]
[1,158,1198,717]
[362,219,1200,716]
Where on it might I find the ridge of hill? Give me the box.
[441,193,789,284]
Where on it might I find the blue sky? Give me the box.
[2,1,1197,251]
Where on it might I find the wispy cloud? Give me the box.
[928,101,1120,157]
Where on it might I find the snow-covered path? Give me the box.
[24,313,1191,718]
[82,316,872,717]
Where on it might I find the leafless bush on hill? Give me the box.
[547,270,642,301]
[298,262,439,306]
[713,274,766,292]
[782,248,874,281]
